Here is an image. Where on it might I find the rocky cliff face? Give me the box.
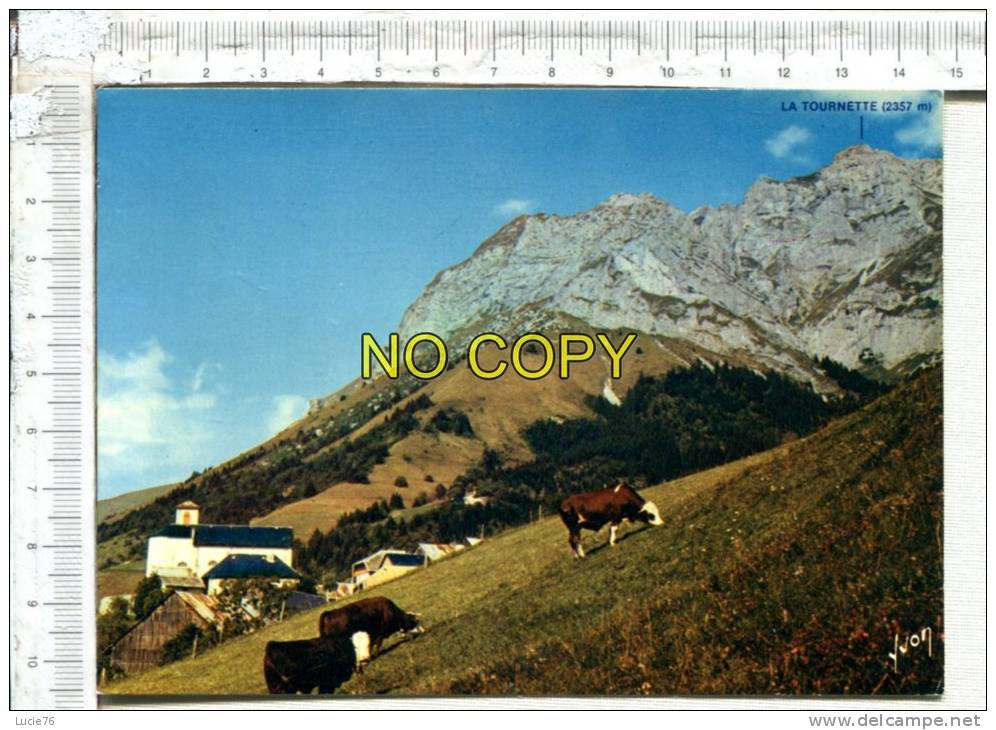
[399,146,941,377]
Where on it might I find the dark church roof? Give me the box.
[152,524,293,549]
[193,525,293,548]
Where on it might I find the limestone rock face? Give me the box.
[399,146,941,378]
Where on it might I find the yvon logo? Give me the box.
[888,626,934,672]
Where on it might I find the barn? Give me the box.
[107,591,224,676]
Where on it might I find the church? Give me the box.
[145,501,295,581]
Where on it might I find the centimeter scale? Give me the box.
[8,10,985,710]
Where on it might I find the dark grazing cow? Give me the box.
[263,632,368,694]
[559,482,664,558]
[319,596,423,663]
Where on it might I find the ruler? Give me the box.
[7,9,985,711]
[10,79,95,710]
[84,11,987,89]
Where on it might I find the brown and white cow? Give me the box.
[558,482,663,558]
[319,596,423,666]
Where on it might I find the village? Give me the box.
[99,499,484,678]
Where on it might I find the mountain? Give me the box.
[400,145,941,380]
[103,368,943,696]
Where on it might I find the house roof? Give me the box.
[177,500,200,509]
[417,542,464,560]
[202,554,300,581]
[285,591,328,611]
[385,553,426,568]
[157,566,206,590]
[352,548,410,572]
[151,524,294,549]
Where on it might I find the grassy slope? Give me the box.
[105,368,941,696]
[251,431,482,536]
[97,566,146,600]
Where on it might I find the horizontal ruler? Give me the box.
[85,13,986,89]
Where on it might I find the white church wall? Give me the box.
[145,535,196,577]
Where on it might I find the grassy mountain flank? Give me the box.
[97,482,179,524]
[104,367,941,696]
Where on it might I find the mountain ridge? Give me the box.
[399,145,941,380]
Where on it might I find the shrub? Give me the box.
[131,574,165,620]
[394,475,409,488]
[427,408,475,437]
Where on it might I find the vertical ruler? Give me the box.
[10,77,97,709]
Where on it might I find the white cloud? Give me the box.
[191,361,222,392]
[493,198,536,217]
[100,339,172,390]
[99,339,219,491]
[765,125,813,163]
[266,394,309,434]
[895,113,942,153]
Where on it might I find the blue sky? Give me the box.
[97,88,941,497]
